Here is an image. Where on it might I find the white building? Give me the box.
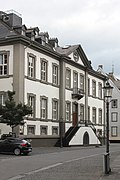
[0,10,106,145]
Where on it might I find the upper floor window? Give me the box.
[98,108,102,124]
[80,104,84,122]
[28,94,36,118]
[111,99,117,108]
[98,83,102,99]
[73,71,78,88]
[66,102,71,121]
[80,74,84,91]
[88,78,90,96]
[92,107,96,124]
[88,106,90,122]
[111,112,118,122]
[28,54,36,78]
[41,97,47,119]
[0,53,8,76]
[41,59,47,82]
[52,64,58,85]
[52,99,58,121]
[0,92,7,105]
[92,80,96,97]
[66,68,71,88]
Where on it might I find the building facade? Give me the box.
[0,10,106,142]
[107,73,120,141]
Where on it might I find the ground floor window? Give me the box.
[40,126,48,135]
[27,125,35,135]
[52,126,58,135]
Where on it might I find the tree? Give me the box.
[0,91,32,132]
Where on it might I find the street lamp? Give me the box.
[103,81,113,174]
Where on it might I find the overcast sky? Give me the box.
[1,0,120,77]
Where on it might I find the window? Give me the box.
[111,112,118,122]
[80,74,84,91]
[52,126,58,135]
[92,107,96,124]
[52,99,58,120]
[111,126,117,137]
[41,97,47,119]
[27,125,35,135]
[92,80,96,97]
[98,109,102,124]
[40,126,48,135]
[66,68,71,88]
[66,102,71,121]
[88,78,90,95]
[28,54,35,78]
[0,92,7,105]
[88,106,90,122]
[52,64,58,85]
[73,72,78,88]
[28,94,36,118]
[0,53,8,76]
[111,99,117,108]
[98,83,102,99]
[80,104,84,122]
[41,59,47,82]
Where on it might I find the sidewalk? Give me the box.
[100,155,120,180]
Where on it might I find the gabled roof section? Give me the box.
[55,44,92,69]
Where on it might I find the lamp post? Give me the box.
[103,81,113,174]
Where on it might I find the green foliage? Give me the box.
[0,91,32,129]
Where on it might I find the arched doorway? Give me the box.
[83,131,89,145]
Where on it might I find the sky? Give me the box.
[1,0,120,77]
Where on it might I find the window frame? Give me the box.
[92,107,96,124]
[27,53,36,79]
[98,82,102,99]
[111,112,118,122]
[66,101,71,121]
[27,125,35,135]
[0,51,9,76]
[52,63,58,85]
[52,99,58,121]
[40,96,48,120]
[27,93,36,118]
[111,126,118,137]
[80,74,84,91]
[98,108,102,124]
[41,58,48,82]
[66,68,71,89]
[92,80,96,97]
[40,125,48,135]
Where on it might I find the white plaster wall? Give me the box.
[24,120,59,135]
[69,127,100,145]
[24,79,59,119]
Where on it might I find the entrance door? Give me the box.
[72,103,78,127]
[83,131,89,145]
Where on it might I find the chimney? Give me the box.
[1,10,22,27]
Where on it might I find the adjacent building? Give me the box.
[0,10,106,145]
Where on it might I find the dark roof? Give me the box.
[0,21,17,38]
[55,45,79,55]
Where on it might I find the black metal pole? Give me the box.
[106,101,109,154]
